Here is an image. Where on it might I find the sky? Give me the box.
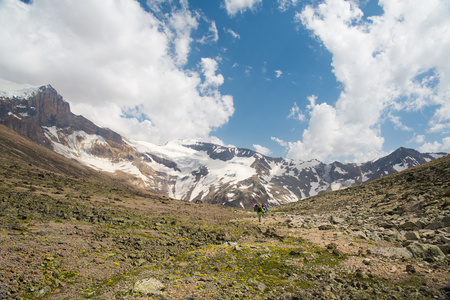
[0,0,449,163]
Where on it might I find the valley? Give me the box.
[0,124,449,299]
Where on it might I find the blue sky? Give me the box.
[0,0,449,162]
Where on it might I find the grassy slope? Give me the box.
[0,124,449,299]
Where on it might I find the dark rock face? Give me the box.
[0,85,122,149]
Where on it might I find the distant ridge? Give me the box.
[0,81,447,208]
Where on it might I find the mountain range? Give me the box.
[0,80,446,208]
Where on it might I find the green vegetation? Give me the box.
[0,125,448,299]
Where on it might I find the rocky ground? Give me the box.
[0,125,449,299]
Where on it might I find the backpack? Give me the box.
[256,206,263,213]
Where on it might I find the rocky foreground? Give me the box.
[1,125,450,299]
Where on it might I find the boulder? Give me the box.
[330,215,345,224]
[438,244,450,255]
[133,278,165,295]
[424,216,450,230]
[248,279,267,292]
[399,221,419,230]
[319,224,335,230]
[404,231,420,241]
[367,246,413,259]
[382,230,406,242]
[351,230,367,240]
[420,230,437,242]
[406,243,445,261]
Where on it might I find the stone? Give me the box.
[406,264,416,273]
[133,278,166,295]
[327,243,338,250]
[380,222,394,229]
[248,280,267,292]
[330,215,345,224]
[383,230,406,242]
[404,231,420,241]
[319,224,335,230]
[33,286,51,298]
[406,243,445,261]
[333,248,344,257]
[420,230,436,239]
[445,186,450,197]
[438,244,450,255]
[424,217,449,230]
[424,221,442,230]
[441,236,450,244]
[351,231,367,240]
[399,221,419,230]
[134,259,147,266]
[442,216,450,228]
[93,258,105,264]
[367,247,413,259]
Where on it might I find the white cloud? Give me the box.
[199,20,219,44]
[287,102,305,122]
[408,134,425,144]
[0,0,234,146]
[275,70,283,78]
[388,113,412,131]
[223,0,262,17]
[419,137,450,153]
[253,144,272,156]
[271,137,288,147]
[288,0,450,162]
[244,66,253,76]
[199,57,225,94]
[286,99,385,162]
[225,28,240,40]
[277,0,299,12]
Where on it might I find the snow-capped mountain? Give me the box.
[1,80,446,208]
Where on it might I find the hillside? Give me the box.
[0,125,449,299]
[1,82,446,208]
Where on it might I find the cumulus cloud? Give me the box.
[277,0,299,12]
[388,113,412,131]
[287,102,305,122]
[271,137,288,147]
[419,137,450,153]
[408,134,425,144]
[199,57,225,94]
[253,144,272,156]
[199,20,219,44]
[223,0,262,17]
[225,28,240,40]
[0,0,234,145]
[275,70,283,78]
[285,0,450,162]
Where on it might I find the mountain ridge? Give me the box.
[0,81,447,208]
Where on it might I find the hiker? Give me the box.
[256,204,264,223]
[262,203,268,213]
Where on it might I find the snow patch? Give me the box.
[393,163,408,172]
[0,79,42,99]
[7,112,21,120]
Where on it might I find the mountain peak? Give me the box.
[0,82,447,207]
